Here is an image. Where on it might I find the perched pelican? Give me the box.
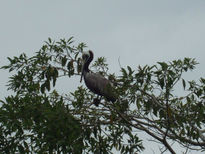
[80,50,116,103]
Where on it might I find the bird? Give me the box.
[80,50,116,103]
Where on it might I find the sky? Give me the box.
[0,1,205,153]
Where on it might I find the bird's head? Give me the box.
[82,51,90,62]
[80,50,94,82]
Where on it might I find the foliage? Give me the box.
[0,37,205,153]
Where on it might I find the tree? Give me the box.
[0,37,205,154]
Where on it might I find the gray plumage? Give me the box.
[80,50,116,102]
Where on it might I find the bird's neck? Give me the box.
[84,51,93,73]
[83,61,90,72]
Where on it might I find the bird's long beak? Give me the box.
[80,60,85,83]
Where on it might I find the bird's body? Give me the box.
[80,50,116,103]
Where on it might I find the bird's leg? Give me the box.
[93,95,102,107]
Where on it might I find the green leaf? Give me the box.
[182,79,186,90]
[121,68,127,77]
[153,106,158,117]
[45,80,50,91]
[77,58,82,74]
[53,68,59,78]
[157,62,168,70]
[127,66,133,75]
[61,56,67,67]
[74,52,79,60]
[200,77,205,84]
[67,60,73,70]
[159,109,165,118]
[167,76,173,88]
[52,68,58,87]
[158,77,164,89]
[48,37,52,43]
[93,126,97,138]
[67,36,74,44]
[40,83,46,93]
[18,145,25,153]
[53,78,57,87]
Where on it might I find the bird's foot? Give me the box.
[93,98,101,106]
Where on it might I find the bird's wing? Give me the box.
[84,72,112,96]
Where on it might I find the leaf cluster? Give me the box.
[1,37,205,153]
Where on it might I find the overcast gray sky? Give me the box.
[0,1,205,153]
